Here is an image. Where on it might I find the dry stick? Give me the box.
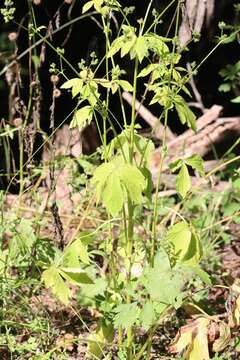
[167,104,223,149]
[122,91,176,141]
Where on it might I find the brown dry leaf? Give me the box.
[212,321,231,353]
[227,280,240,328]
[169,317,210,360]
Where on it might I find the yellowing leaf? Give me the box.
[169,317,210,360]
[212,321,231,353]
[187,318,210,360]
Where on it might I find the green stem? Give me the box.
[129,57,139,162]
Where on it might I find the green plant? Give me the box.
[1,1,240,359]
[38,1,214,358]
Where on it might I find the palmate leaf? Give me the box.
[42,266,71,305]
[141,249,185,309]
[92,160,146,216]
[70,106,93,130]
[113,302,139,329]
[42,265,93,305]
[134,36,149,63]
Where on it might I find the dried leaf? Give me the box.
[169,317,210,360]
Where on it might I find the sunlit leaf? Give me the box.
[176,163,191,198]
[134,36,149,63]
[113,302,139,329]
[169,317,211,360]
[70,106,93,130]
[42,266,71,305]
[102,173,124,216]
[185,155,205,176]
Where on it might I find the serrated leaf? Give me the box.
[134,36,149,63]
[141,250,184,308]
[176,163,191,198]
[92,162,115,202]
[139,302,156,329]
[144,33,169,56]
[119,164,146,204]
[185,155,205,176]
[42,266,71,305]
[175,95,196,131]
[113,303,139,329]
[61,78,82,89]
[71,106,93,130]
[102,173,124,216]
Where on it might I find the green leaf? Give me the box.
[60,268,93,285]
[116,80,133,92]
[119,164,146,204]
[141,249,185,308]
[231,96,240,103]
[166,222,202,266]
[64,235,91,266]
[185,154,205,176]
[82,1,94,13]
[80,278,107,298]
[165,222,192,261]
[61,78,84,97]
[170,159,183,173]
[176,163,191,198]
[107,37,124,58]
[191,266,212,285]
[174,95,196,131]
[139,302,156,329]
[102,173,124,216]
[134,36,149,63]
[71,106,93,130]
[42,266,71,305]
[138,64,159,78]
[113,303,139,329]
[144,33,169,56]
[218,83,231,92]
[92,162,115,199]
